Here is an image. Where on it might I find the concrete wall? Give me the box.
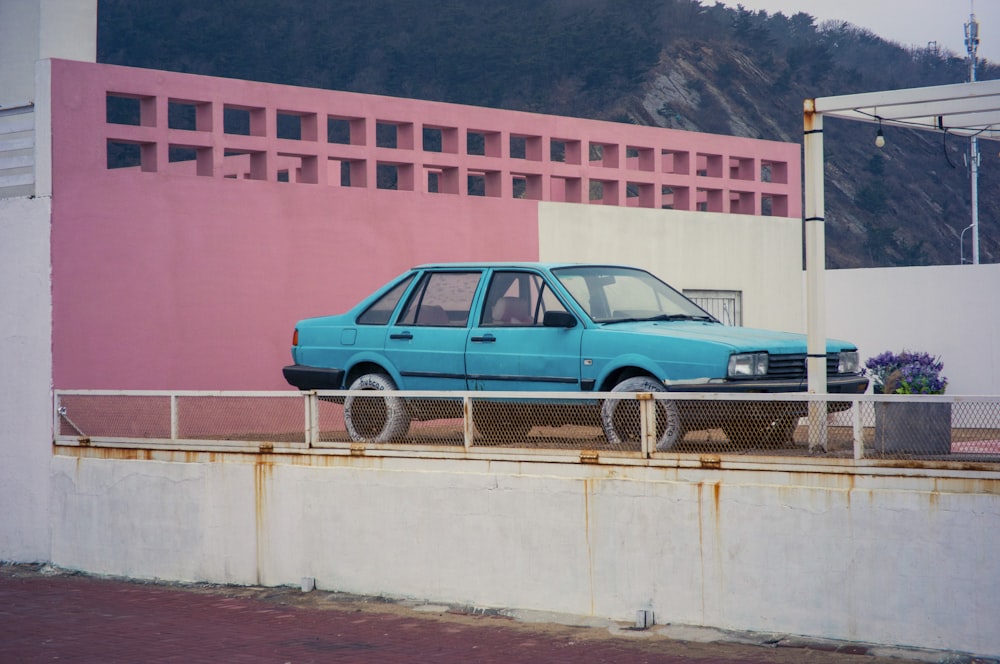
[827,264,1000,395]
[0,195,52,561]
[0,0,95,108]
[50,448,1000,656]
[539,203,804,332]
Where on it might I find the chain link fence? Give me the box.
[54,390,1000,462]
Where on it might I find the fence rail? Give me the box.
[53,390,1000,464]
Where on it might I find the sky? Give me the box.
[718,0,1000,66]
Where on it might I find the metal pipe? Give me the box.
[966,7,981,264]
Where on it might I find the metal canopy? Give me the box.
[811,78,1000,139]
[801,78,999,451]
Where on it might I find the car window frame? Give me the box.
[396,270,482,327]
[478,269,573,328]
[356,273,417,326]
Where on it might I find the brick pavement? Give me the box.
[0,564,951,663]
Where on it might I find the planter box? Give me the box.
[873,401,952,455]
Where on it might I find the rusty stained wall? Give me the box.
[48,447,1000,657]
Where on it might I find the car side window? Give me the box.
[481,271,568,326]
[357,274,415,325]
[397,271,480,327]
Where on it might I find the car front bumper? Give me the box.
[665,374,869,394]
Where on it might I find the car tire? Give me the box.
[344,373,410,443]
[601,376,682,451]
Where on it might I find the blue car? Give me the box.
[283,263,867,448]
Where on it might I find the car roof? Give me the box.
[410,261,632,271]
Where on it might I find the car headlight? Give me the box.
[728,352,768,378]
[838,350,860,374]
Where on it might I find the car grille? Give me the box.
[766,353,841,380]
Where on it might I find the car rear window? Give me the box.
[357,274,415,325]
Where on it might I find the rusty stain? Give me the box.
[254,458,273,586]
[582,478,595,616]
[350,443,366,456]
[712,481,721,522]
[259,442,274,453]
[696,482,705,619]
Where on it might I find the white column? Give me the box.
[803,102,828,451]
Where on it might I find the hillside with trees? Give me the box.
[97,0,999,267]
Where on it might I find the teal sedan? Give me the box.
[283,263,867,448]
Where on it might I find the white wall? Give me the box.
[0,195,53,561]
[51,450,1000,657]
[539,204,805,333]
[827,264,1000,395]
[0,0,96,108]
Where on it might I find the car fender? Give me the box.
[342,351,405,388]
[593,353,669,391]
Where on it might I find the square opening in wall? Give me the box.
[423,127,442,152]
[106,94,141,126]
[468,172,485,196]
[328,118,351,144]
[168,146,197,163]
[277,113,302,140]
[376,122,397,149]
[224,108,251,135]
[167,100,198,130]
[107,140,141,169]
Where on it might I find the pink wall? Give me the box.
[48,60,800,390]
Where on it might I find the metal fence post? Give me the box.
[638,392,655,457]
[307,392,319,447]
[852,396,864,460]
[463,395,473,450]
[52,392,60,437]
[170,394,178,441]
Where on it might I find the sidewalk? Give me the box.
[0,563,966,663]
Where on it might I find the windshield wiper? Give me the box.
[603,314,717,324]
[666,314,717,322]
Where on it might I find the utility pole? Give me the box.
[965,3,981,264]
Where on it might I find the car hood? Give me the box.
[598,320,853,353]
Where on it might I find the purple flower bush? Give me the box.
[865,350,948,395]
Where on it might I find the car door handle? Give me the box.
[389,331,413,340]
[470,334,496,343]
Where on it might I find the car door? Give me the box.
[465,270,583,391]
[384,269,481,390]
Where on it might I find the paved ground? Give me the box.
[0,563,982,663]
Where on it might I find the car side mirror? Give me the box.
[543,311,577,328]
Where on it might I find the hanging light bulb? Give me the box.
[875,118,885,148]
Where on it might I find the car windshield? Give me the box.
[552,266,717,324]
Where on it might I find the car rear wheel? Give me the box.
[344,373,410,442]
[601,376,682,451]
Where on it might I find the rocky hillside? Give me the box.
[97,0,999,267]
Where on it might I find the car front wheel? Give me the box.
[344,373,410,443]
[601,376,682,451]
